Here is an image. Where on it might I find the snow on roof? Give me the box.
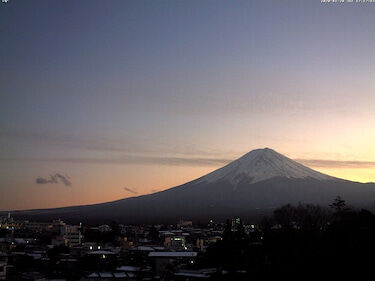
[148,251,197,258]
[15,238,27,244]
[175,272,209,278]
[88,250,115,255]
[60,258,78,262]
[159,231,174,235]
[28,253,42,259]
[113,272,127,278]
[117,265,140,272]
[136,246,154,251]
[88,272,134,278]
[99,272,113,278]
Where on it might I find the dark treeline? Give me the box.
[200,196,375,280]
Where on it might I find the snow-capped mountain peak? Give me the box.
[199,148,336,185]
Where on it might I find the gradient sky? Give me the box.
[1,0,375,211]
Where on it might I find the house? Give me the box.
[0,253,8,280]
[148,251,197,273]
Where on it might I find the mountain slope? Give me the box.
[8,148,375,223]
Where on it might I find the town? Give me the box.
[0,213,261,281]
[1,199,375,280]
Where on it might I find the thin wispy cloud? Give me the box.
[0,131,137,154]
[296,159,375,169]
[1,131,373,169]
[4,154,375,169]
[35,173,72,186]
[3,155,231,167]
[123,186,138,194]
[0,130,236,158]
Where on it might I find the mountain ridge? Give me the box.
[5,148,375,223]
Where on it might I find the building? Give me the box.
[0,253,8,280]
[62,225,82,247]
[25,221,52,233]
[164,236,187,250]
[98,225,112,232]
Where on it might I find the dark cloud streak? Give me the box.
[123,187,138,194]
[35,173,72,186]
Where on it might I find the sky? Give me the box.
[1,0,375,211]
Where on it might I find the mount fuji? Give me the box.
[9,148,375,223]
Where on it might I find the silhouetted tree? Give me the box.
[273,204,296,229]
[149,225,160,243]
[110,220,120,236]
[329,196,347,212]
[236,219,246,240]
[273,203,329,231]
[295,203,329,231]
[222,219,232,242]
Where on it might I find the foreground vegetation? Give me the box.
[202,197,375,280]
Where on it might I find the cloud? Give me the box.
[36,176,58,185]
[35,173,72,186]
[0,131,136,154]
[54,174,72,186]
[0,130,239,159]
[296,159,375,169]
[6,153,375,169]
[5,155,231,167]
[123,186,138,194]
